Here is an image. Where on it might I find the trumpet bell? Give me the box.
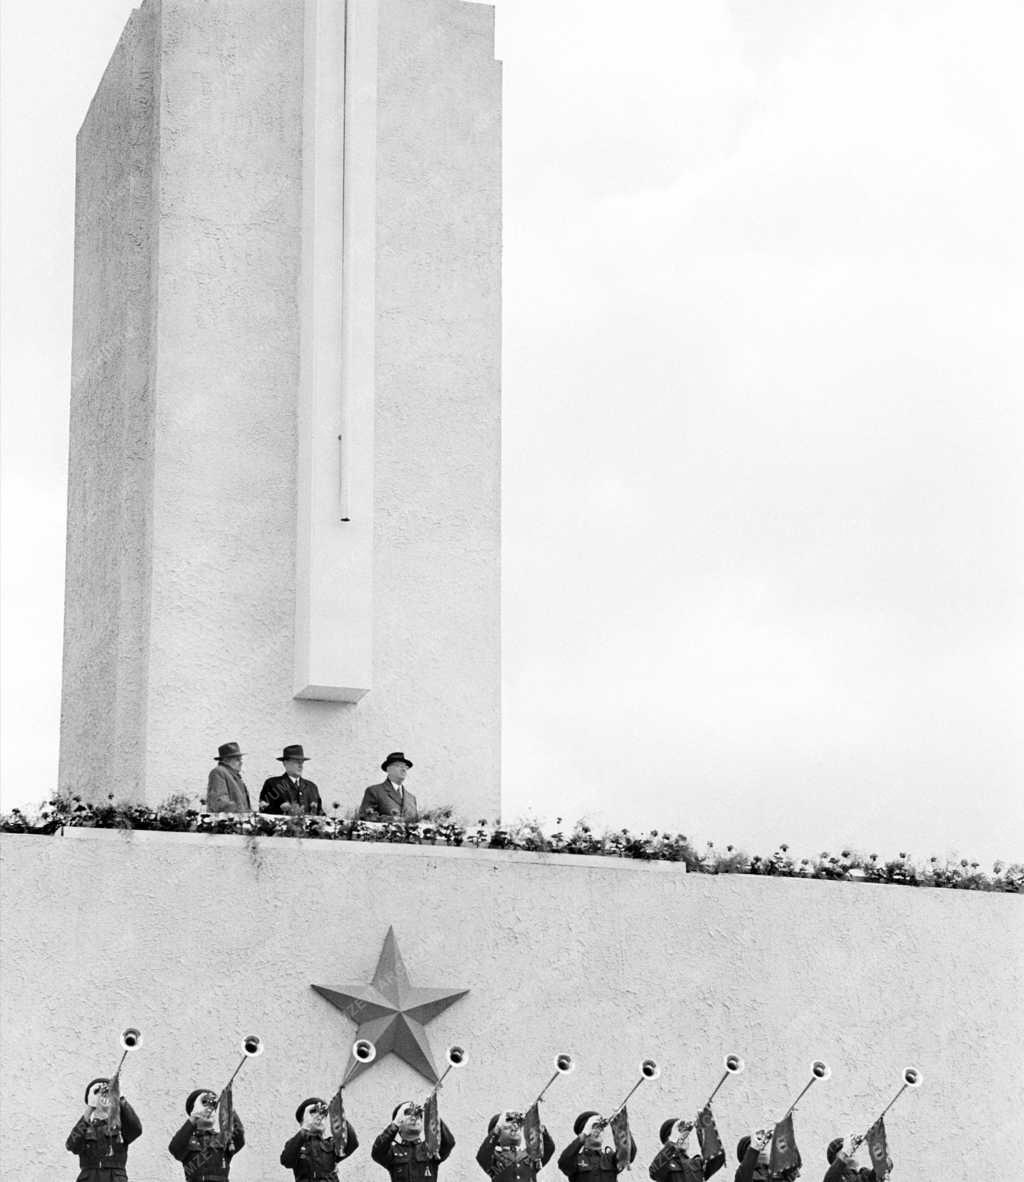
[640,1058,661,1080]
[242,1035,263,1057]
[121,1027,142,1050]
[446,1045,467,1067]
[811,1060,831,1081]
[353,1038,377,1064]
[724,1053,744,1075]
[903,1067,922,1088]
[555,1053,575,1075]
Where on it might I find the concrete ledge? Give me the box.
[56,823,688,873]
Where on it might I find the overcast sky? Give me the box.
[2,0,1022,865]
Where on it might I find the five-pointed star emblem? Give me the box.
[312,926,469,1084]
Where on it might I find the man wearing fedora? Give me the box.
[206,741,252,813]
[259,745,324,815]
[357,753,419,822]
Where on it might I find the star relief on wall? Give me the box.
[312,926,469,1084]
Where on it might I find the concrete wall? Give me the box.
[59,0,502,821]
[60,2,159,799]
[373,0,502,821]
[2,830,1021,1181]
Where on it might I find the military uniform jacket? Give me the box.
[259,775,323,815]
[281,1123,359,1181]
[477,1129,556,1182]
[371,1123,455,1182]
[649,1143,724,1182]
[558,1136,638,1182]
[734,1147,799,1182]
[168,1116,245,1181]
[66,1101,142,1182]
[823,1160,874,1182]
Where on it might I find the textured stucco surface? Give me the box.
[60,0,502,821]
[59,3,159,800]
[2,831,1021,1181]
[373,0,502,817]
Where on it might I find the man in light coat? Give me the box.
[206,741,252,812]
[357,753,419,821]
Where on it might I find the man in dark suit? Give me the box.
[206,741,252,812]
[260,745,324,815]
[357,753,419,821]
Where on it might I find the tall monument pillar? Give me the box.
[59,0,501,820]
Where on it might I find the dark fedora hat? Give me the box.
[277,744,310,763]
[215,741,245,761]
[381,751,413,771]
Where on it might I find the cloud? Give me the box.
[499,0,1024,860]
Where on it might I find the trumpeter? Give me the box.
[281,1097,359,1181]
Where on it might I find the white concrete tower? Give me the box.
[59,0,501,820]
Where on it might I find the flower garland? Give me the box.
[1,794,1021,893]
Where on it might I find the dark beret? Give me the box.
[574,1112,600,1136]
[297,1097,326,1124]
[186,1089,214,1115]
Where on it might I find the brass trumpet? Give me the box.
[860,1066,922,1134]
[609,1057,661,1119]
[218,1034,264,1098]
[533,1052,576,1105]
[702,1052,745,1109]
[781,1059,831,1119]
[432,1044,467,1091]
[342,1036,377,1085]
[353,1038,377,1064]
[390,1043,468,1117]
[109,1027,143,1083]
